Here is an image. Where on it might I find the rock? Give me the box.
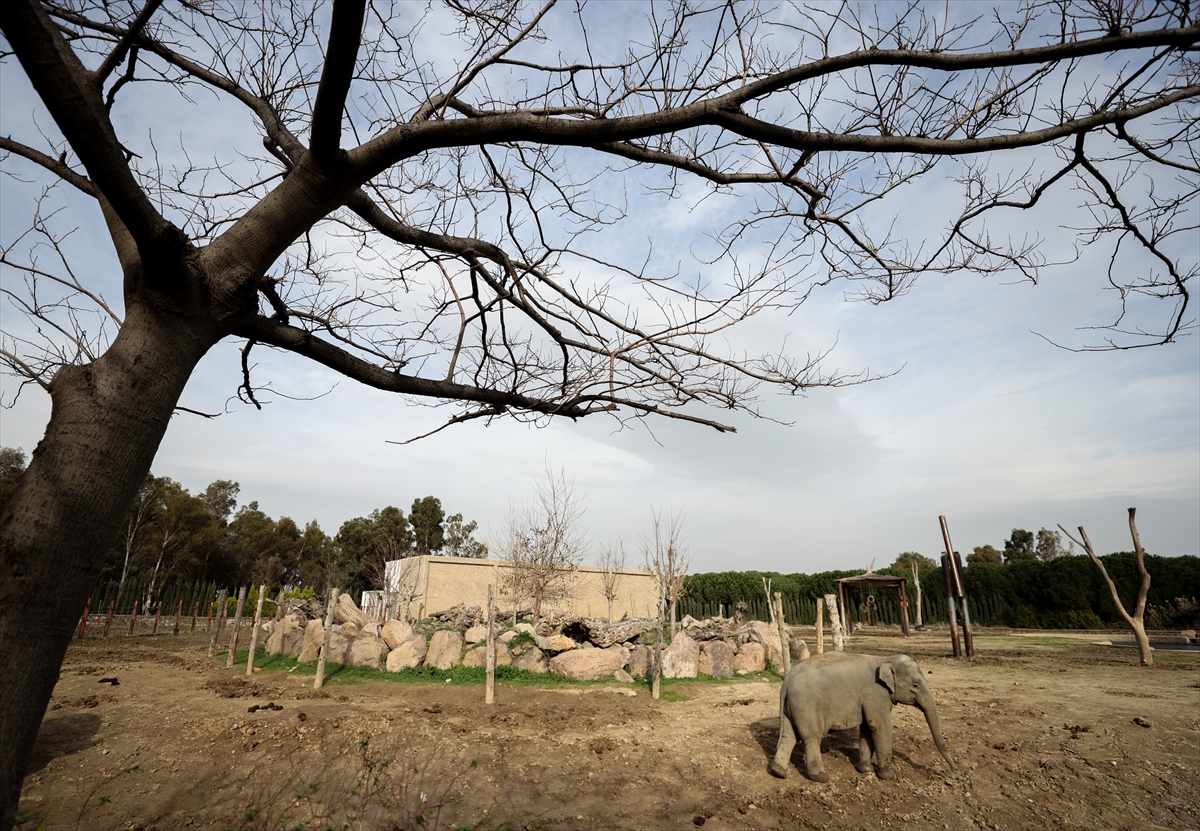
[266,615,305,657]
[614,668,634,683]
[297,619,324,663]
[536,634,578,654]
[358,623,382,639]
[347,635,389,669]
[661,632,700,679]
[744,621,785,669]
[323,631,351,665]
[381,619,415,649]
[426,630,465,670]
[385,635,427,671]
[462,643,513,668]
[331,593,375,629]
[464,624,490,645]
[514,622,535,635]
[699,641,736,678]
[427,604,483,629]
[512,646,549,674]
[679,616,737,642]
[550,646,631,680]
[626,644,653,679]
[583,617,658,648]
[791,639,811,662]
[733,641,766,673]
[498,630,517,643]
[338,621,361,640]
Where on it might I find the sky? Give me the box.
[1,2,1197,575]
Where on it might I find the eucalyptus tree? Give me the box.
[1,0,1197,820]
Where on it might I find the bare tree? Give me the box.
[1059,508,1154,666]
[498,467,587,621]
[596,541,628,623]
[644,508,691,700]
[361,533,409,621]
[1,0,1197,818]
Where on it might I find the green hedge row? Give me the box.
[677,554,1200,629]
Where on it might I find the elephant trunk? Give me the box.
[916,683,956,770]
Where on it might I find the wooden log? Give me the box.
[246,584,266,676]
[208,590,227,657]
[815,597,825,654]
[486,584,496,705]
[331,592,374,629]
[226,586,248,667]
[314,588,341,690]
[824,593,843,652]
[774,591,790,673]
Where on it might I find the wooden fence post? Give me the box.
[815,597,825,654]
[226,586,248,668]
[127,601,139,637]
[486,584,496,705]
[152,600,163,635]
[191,601,200,633]
[246,584,266,676]
[314,588,341,690]
[103,600,115,639]
[77,599,90,638]
[173,600,183,635]
[774,591,790,673]
[824,593,843,652]
[207,589,228,657]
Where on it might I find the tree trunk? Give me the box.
[0,303,216,824]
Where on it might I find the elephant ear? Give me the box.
[877,662,897,694]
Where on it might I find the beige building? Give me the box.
[380,555,660,621]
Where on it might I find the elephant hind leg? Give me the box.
[856,725,875,774]
[769,711,796,778]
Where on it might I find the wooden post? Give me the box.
[246,584,266,676]
[77,599,90,638]
[774,592,790,672]
[652,587,664,700]
[206,600,214,632]
[152,600,163,635]
[227,586,248,667]
[912,564,924,628]
[127,601,139,637]
[824,593,843,652]
[941,554,962,658]
[274,589,285,622]
[718,603,724,619]
[953,551,975,658]
[815,597,825,654]
[486,584,496,705]
[762,578,775,626]
[191,601,200,633]
[898,581,911,636]
[173,599,183,635]
[207,589,228,657]
[103,600,115,638]
[314,588,341,690]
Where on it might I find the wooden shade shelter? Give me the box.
[834,573,911,636]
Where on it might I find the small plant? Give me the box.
[506,630,534,649]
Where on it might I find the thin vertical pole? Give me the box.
[486,584,496,705]
[174,600,183,635]
[246,584,266,676]
[954,551,975,658]
[152,600,163,635]
[227,586,248,668]
[206,601,214,632]
[103,600,115,639]
[77,599,90,638]
[314,588,341,690]
[191,601,199,633]
[815,597,825,654]
[941,554,962,658]
[207,589,228,657]
[127,601,139,637]
[824,593,843,652]
[774,591,790,673]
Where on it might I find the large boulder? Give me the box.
[426,630,464,670]
[338,621,361,640]
[791,638,811,662]
[626,644,652,679]
[462,643,513,668]
[582,617,658,648]
[514,622,535,635]
[733,641,766,673]
[298,619,325,663]
[698,640,736,678]
[266,615,305,657]
[498,630,517,643]
[347,635,390,669]
[549,646,630,680]
[535,634,578,654]
[381,619,415,649]
[661,632,700,678]
[385,635,428,671]
[464,624,490,645]
[323,630,352,665]
[744,620,786,669]
[512,646,548,674]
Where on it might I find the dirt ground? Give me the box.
[18,629,1200,831]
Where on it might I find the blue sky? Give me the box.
[1,2,1196,574]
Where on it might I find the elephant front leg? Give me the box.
[866,715,896,780]
[856,725,876,775]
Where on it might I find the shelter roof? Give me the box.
[834,573,908,589]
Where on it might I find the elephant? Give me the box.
[768,652,956,782]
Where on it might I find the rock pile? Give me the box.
[261,597,807,681]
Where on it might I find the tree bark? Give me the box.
[0,303,216,824]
